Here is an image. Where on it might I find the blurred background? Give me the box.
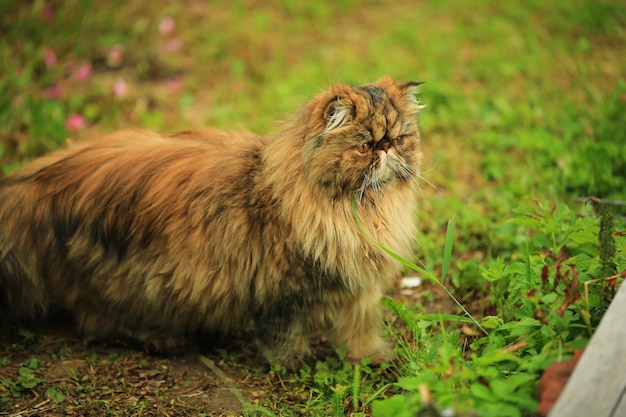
[1,1,625,415]
[2,0,624,271]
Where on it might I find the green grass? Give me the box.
[1,0,625,416]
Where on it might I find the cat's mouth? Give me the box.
[357,152,409,200]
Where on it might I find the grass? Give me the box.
[1,0,625,416]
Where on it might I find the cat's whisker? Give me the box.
[418,173,441,193]
[399,163,435,190]
[396,164,415,180]
[391,161,416,182]
[390,162,440,194]
[402,164,438,192]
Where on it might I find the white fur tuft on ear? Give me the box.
[401,81,426,114]
[406,92,426,114]
[323,98,352,133]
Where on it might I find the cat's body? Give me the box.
[0,76,422,365]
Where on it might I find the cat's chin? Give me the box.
[355,173,402,200]
[356,152,411,196]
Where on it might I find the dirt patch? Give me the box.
[0,321,264,416]
[0,280,458,416]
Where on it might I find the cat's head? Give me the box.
[302,76,423,200]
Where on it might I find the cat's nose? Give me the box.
[374,138,391,153]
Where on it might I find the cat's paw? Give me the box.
[267,355,309,373]
[345,337,394,365]
[259,340,312,370]
[139,333,187,356]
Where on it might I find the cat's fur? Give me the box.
[0,76,422,365]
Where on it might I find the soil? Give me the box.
[1,321,257,416]
[0,279,456,416]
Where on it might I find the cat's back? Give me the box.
[0,127,272,341]
[0,127,269,256]
[1,128,267,195]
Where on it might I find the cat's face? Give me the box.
[302,76,422,199]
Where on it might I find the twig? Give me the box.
[584,271,626,307]
[6,399,58,417]
[576,197,626,207]
[501,341,529,354]
[171,375,210,396]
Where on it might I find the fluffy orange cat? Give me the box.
[0,76,423,366]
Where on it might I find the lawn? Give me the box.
[1,0,625,416]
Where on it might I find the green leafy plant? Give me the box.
[2,357,45,400]
[46,386,66,404]
[366,198,624,416]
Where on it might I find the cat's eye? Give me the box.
[357,142,371,153]
[391,136,405,146]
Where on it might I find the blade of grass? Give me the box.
[362,383,392,407]
[441,215,456,283]
[351,193,487,335]
[352,363,361,413]
[199,355,277,417]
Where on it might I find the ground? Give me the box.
[2,323,263,416]
[1,279,456,416]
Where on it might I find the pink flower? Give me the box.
[40,3,55,23]
[158,38,182,53]
[43,85,63,99]
[158,17,175,35]
[165,77,183,93]
[107,45,125,67]
[112,78,128,97]
[43,47,57,68]
[65,114,85,131]
[73,62,92,81]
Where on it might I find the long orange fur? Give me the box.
[0,76,422,366]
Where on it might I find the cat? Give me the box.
[0,76,423,366]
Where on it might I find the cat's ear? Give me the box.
[398,81,424,113]
[306,88,356,135]
[399,81,424,90]
[323,97,353,133]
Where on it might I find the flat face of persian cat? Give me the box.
[302,77,422,201]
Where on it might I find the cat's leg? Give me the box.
[329,285,392,364]
[75,306,187,355]
[131,329,188,355]
[255,305,313,369]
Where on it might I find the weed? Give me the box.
[45,386,66,404]
[372,198,624,416]
[1,357,45,400]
